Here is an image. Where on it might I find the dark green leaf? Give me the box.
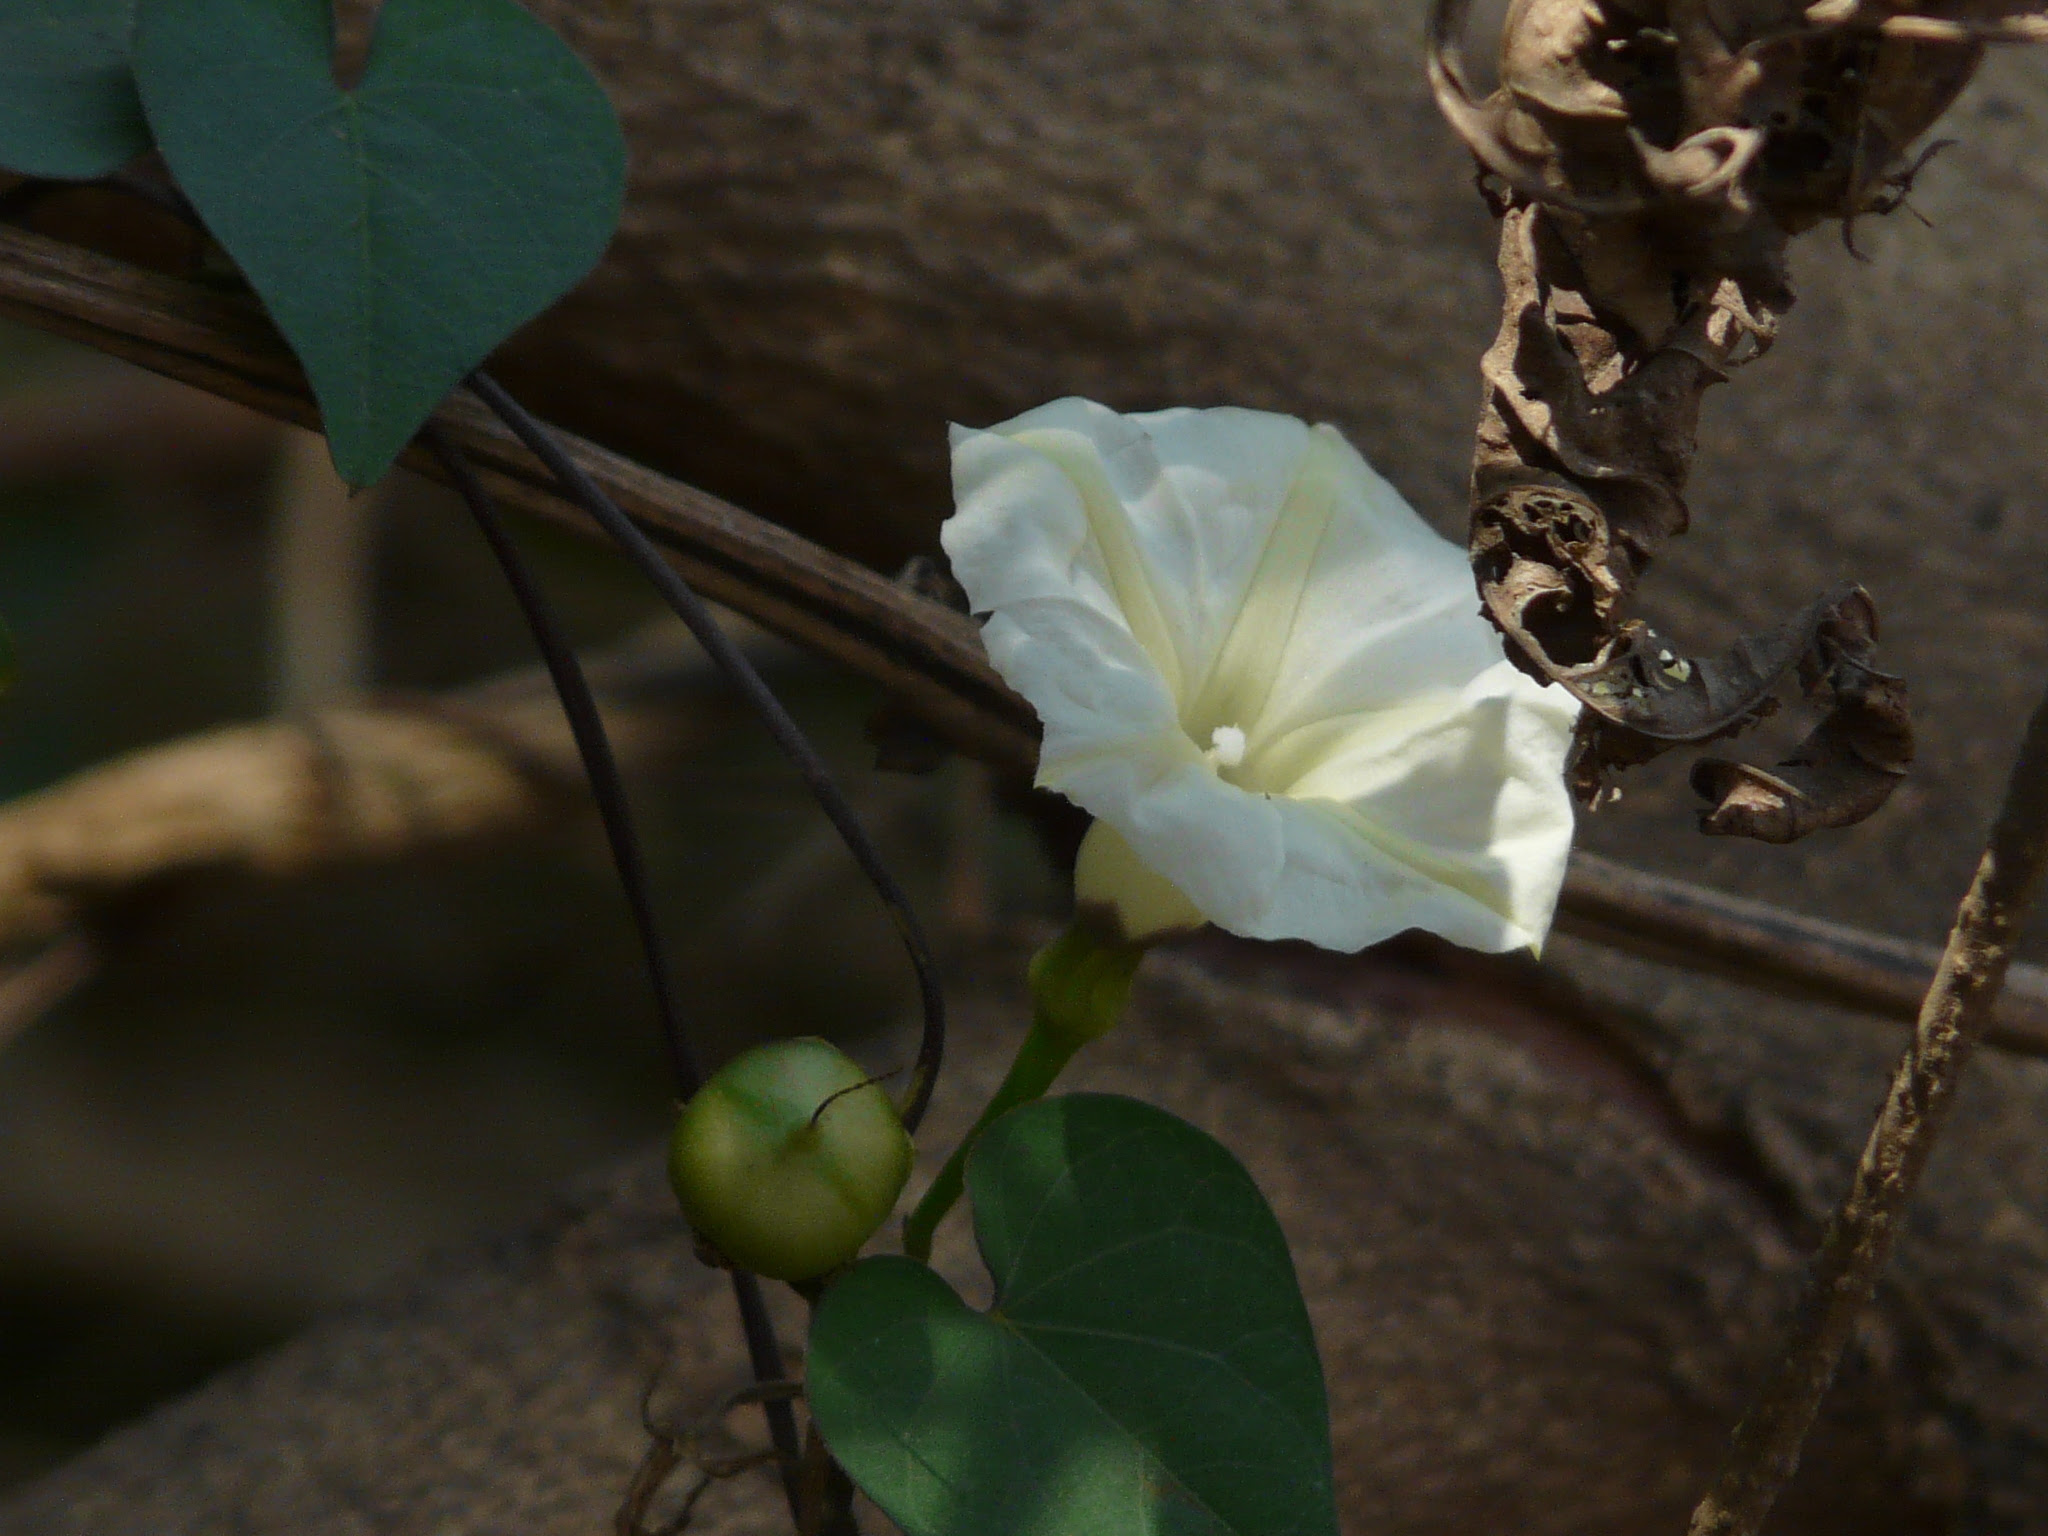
[811,1094,1335,1536]
[0,1,149,179]
[131,0,625,485]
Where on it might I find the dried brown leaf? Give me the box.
[1435,0,1992,837]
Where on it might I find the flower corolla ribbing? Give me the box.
[943,399,1580,952]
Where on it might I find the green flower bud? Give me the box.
[667,1037,912,1282]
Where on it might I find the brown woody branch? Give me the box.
[0,623,733,955]
[1558,851,2048,1052]
[0,223,1038,776]
[1686,620,2048,1535]
[2,222,2045,1051]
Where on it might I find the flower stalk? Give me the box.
[901,923,1145,1262]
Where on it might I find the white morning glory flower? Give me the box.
[943,398,1580,953]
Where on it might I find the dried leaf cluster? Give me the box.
[1430,0,2032,837]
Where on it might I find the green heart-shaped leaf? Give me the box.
[811,1094,1336,1536]
[0,1,150,178]
[131,0,624,484]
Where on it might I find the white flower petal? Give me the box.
[977,599,1179,761]
[1234,428,1504,748]
[1066,751,1288,929]
[944,399,1581,955]
[950,400,1321,703]
[1261,663,1581,950]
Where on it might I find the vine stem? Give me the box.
[1684,670,2048,1536]
[423,427,803,1518]
[422,427,703,1094]
[900,1019,1075,1264]
[464,372,947,1136]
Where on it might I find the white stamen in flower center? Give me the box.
[1207,724,1247,770]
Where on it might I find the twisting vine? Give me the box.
[464,374,948,1134]
[445,375,951,1524]
[424,424,806,1513]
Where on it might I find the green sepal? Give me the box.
[1028,921,1146,1051]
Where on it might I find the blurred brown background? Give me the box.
[0,328,1060,1490]
[6,0,2048,1517]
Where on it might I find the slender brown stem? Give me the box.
[795,1419,860,1536]
[466,371,948,1136]
[1684,675,2048,1536]
[423,425,704,1095]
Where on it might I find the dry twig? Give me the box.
[1685,655,2048,1534]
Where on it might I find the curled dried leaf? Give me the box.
[1692,591,1913,841]
[1471,478,1904,816]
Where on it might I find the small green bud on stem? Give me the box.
[668,1038,912,1283]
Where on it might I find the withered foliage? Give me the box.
[1431,0,2031,839]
